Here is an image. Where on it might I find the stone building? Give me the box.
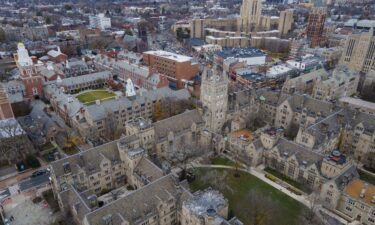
[153,110,206,161]
[312,66,359,101]
[200,66,229,134]
[340,28,375,73]
[264,137,324,190]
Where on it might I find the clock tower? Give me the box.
[15,43,43,99]
[200,65,229,133]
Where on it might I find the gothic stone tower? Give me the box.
[14,43,43,99]
[200,65,229,134]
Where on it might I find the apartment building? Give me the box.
[258,15,279,31]
[143,50,199,89]
[89,13,111,31]
[312,66,359,101]
[306,7,327,48]
[206,36,250,48]
[278,9,294,37]
[237,0,262,33]
[340,28,375,73]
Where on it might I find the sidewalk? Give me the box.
[191,163,349,224]
[0,165,48,190]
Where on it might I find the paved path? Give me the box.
[190,163,349,225]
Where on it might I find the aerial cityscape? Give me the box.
[0,0,374,224]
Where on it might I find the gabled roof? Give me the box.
[154,109,204,141]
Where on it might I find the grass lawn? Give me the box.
[76,89,116,104]
[210,156,235,166]
[359,169,375,185]
[189,168,305,225]
[264,167,312,194]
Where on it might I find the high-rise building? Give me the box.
[237,0,262,33]
[340,28,375,73]
[89,13,111,31]
[190,19,205,39]
[200,65,229,133]
[306,7,326,48]
[0,84,14,120]
[278,9,294,36]
[14,43,43,99]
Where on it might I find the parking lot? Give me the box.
[3,193,59,225]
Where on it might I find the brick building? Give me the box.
[143,50,199,89]
[14,43,43,99]
[306,7,326,48]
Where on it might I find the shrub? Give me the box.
[25,155,41,168]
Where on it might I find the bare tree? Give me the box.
[299,191,324,225]
[0,119,32,164]
[240,190,283,225]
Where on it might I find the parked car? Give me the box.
[31,169,49,178]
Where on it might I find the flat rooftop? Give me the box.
[345,179,375,206]
[230,129,253,142]
[143,50,192,63]
[217,48,264,59]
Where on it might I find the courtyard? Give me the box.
[76,89,116,104]
[189,167,306,225]
[2,193,59,225]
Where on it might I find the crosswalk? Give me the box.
[8,184,19,195]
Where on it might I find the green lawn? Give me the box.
[189,168,305,225]
[210,156,235,166]
[264,167,312,194]
[76,89,116,104]
[359,169,375,186]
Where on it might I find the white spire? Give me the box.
[16,43,33,67]
[126,78,136,97]
[66,60,70,69]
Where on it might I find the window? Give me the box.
[345,206,352,212]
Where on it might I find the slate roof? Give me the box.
[51,141,120,178]
[306,109,375,148]
[84,175,184,225]
[85,87,190,121]
[256,90,290,107]
[274,138,323,168]
[153,109,204,142]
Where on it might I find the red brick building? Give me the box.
[306,7,326,48]
[14,43,44,99]
[143,50,199,89]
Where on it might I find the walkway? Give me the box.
[190,163,349,225]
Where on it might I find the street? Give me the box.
[0,173,50,202]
